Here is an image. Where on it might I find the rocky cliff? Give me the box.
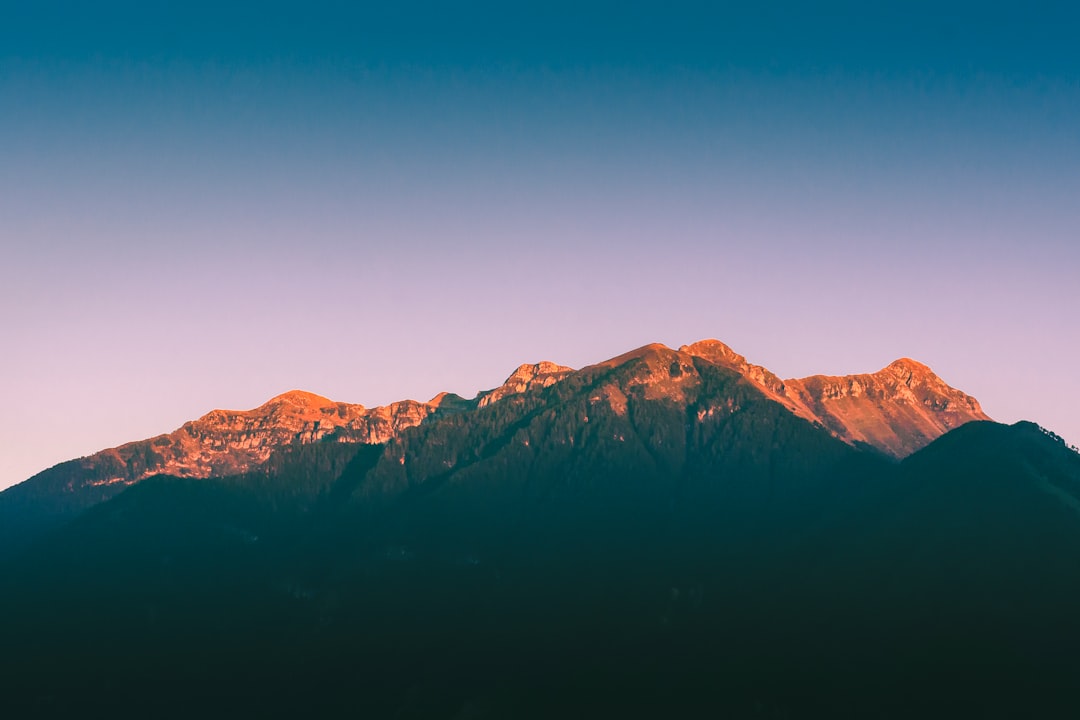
[783,357,990,457]
[81,389,451,488]
[476,362,574,408]
[680,340,989,457]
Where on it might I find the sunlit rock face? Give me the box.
[678,340,820,423]
[781,358,990,458]
[476,361,574,408]
[76,390,448,488]
[680,341,990,458]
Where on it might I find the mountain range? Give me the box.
[0,340,986,547]
[1,339,1076,719]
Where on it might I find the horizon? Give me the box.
[0,336,1054,488]
[3,1,1078,490]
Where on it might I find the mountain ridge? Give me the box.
[3,342,1080,718]
[0,338,991,550]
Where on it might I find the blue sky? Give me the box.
[2,2,1078,488]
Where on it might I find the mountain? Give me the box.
[475,361,574,408]
[0,339,1076,718]
[0,340,987,550]
[680,339,990,456]
[0,338,1075,720]
[0,340,873,716]
[0,388,461,553]
[0,340,989,560]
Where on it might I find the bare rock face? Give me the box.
[679,340,990,457]
[335,399,443,445]
[82,390,448,489]
[428,392,473,413]
[678,340,819,422]
[679,340,785,393]
[782,358,990,458]
[589,343,703,403]
[477,361,574,408]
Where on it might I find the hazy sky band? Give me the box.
[2,2,1078,489]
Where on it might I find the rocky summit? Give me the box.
[677,340,989,456]
[783,357,990,457]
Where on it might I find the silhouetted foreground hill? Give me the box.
[0,343,1073,718]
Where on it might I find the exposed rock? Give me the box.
[476,361,574,408]
[680,340,990,457]
[587,344,703,403]
[428,392,475,413]
[679,340,818,422]
[782,358,990,458]
[63,390,453,492]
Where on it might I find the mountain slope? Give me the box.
[0,336,1076,717]
[0,390,455,553]
[355,343,863,512]
[785,357,990,456]
[789,421,1080,712]
[680,339,990,457]
[0,342,885,718]
[0,339,990,554]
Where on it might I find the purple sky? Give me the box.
[2,4,1079,489]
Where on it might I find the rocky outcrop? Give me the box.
[477,361,574,408]
[67,390,454,491]
[0,389,466,552]
[679,340,820,422]
[680,340,990,457]
[783,358,990,458]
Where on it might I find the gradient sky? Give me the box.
[2,2,1078,490]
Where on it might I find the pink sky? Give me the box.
[2,45,1078,490]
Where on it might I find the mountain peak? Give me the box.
[786,357,990,457]
[678,339,746,368]
[678,339,794,402]
[595,342,676,369]
[676,341,991,458]
[882,357,935,377]
[476,361,574,409]
[264,390,338,408]
[508,361,573,381]
[428,392,473,413]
